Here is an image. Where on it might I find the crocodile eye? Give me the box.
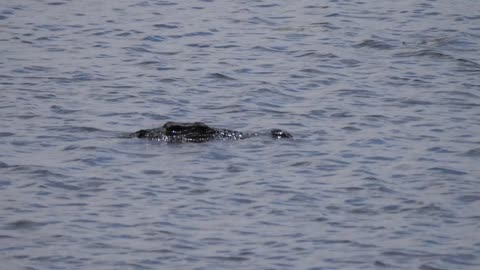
[271,129,292,139]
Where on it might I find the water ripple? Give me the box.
[1,1,479,270]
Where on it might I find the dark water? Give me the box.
[1,1,480,269]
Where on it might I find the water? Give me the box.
[1,0,480,269]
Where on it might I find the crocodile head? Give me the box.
[163,121,216,136]
[270,129,293,139]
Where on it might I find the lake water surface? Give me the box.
[1,1,480,269]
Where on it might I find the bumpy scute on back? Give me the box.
[130,121,292,143]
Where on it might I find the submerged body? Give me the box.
[130,121,292,143]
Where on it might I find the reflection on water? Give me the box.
[1,1,480,269]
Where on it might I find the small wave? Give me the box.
[4,220,51,230]
[401,99,434,106]
[382,249,441,258]
[125,46,180,55]
[252,46,286,52]
[153,1,177,6]
[340,58,361,66]
[48,125,104,133]
[47,2,67,6]
[427,147,454,153]
[459,148,480,157]
[206,256,249,262]
[443,253,479,266]
[455,58,480,72]
[365,156,397,161]
[325,13,340,17]
[393,49,452,59]
[214,44,240,49]
[141,112,169,120]
[354,39,395,50]
[0,132,14,137]
[428,167,467,175]
[143,35,166,42]
[44,180,81,191]
[125,46,153,54]
[178,31,214,38]
[255,4,279,8]
[248,16,276,26]
[349,207,378,215]
[0,180,11,188]
[50,105,80,114]
[435,90,479,99]
[342,126,361,132]
[299,68,329,74]
[456,195,480,203]
[12,65,56,74]
[153,23,178,29]
[207,73,236,80]
[294,52,338,58]
[330,111,354,118]
[142,170,165,175]
[336,89,377,98]
[186,43,210,48]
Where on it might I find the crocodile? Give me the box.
[129,121,292,143]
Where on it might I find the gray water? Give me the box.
[1,0,480,269]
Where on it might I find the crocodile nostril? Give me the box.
[135,129,149,138]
